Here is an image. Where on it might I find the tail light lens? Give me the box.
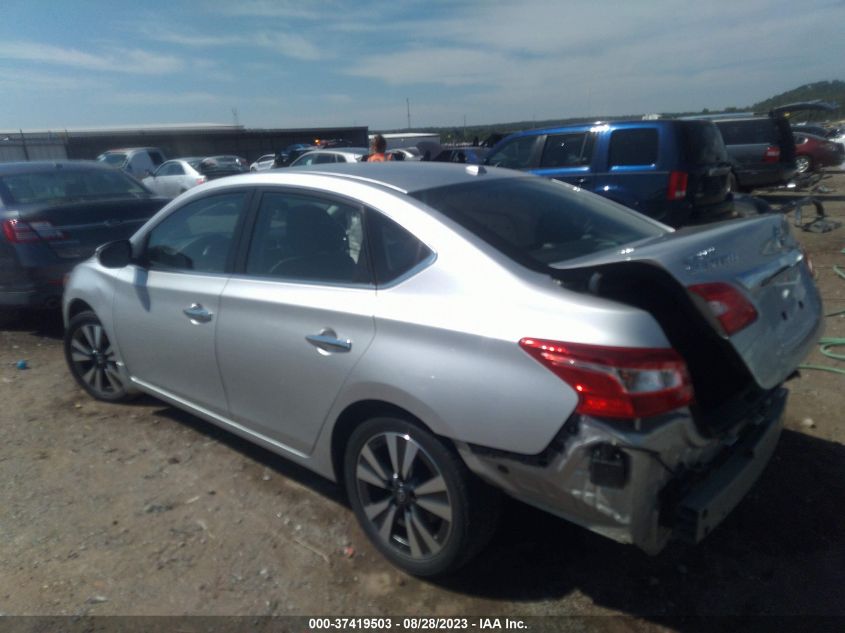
[196,176,207,185]
[667,171,688,200]
[762,145,781,163]
[2,219,66,243]
[688,282,757,335]
[519,338,694,419]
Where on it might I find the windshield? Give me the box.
[410,177,665,268]
[0,169,150,204]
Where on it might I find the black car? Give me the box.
[0,161,168,316]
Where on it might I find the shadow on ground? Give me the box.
[147,399,845,625]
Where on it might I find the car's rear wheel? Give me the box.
[344,416,500,577]
[796,154,813,174]
[64,311,129,402]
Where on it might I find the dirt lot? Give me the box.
[1,174,844,629]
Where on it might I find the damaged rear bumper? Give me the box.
[457,387,786,554]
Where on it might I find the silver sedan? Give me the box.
[63,163,822,576]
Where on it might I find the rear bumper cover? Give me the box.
[458,387,786,554]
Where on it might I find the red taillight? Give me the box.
[762,145,780,163]
[667,171,688,200]
[519,338,694,419]
[196,176,207,185]
[688,282,757,335]
[2,219,66,243]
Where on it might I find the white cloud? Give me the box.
[104,91,224,106]
[0,41,183,75]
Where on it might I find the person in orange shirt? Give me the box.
[368,134,391,162]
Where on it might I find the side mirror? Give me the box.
[97,240,133,268]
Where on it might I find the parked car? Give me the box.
[250,154,276,172]
[433,146,489,164]
[709,102,835,191]
[274,144,317,167]
[792,133,845,173]
[0,161,167,317]
[289,148,368,166]
[142,158,208,198]
[63,163,822,576]
[143,156,249,198]
[96,147,167,180]
[485,119,733,227]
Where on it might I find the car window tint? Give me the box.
[145,192,245,273]
[541,133,594,167]
[486,136,541,169]
[150,152,165,166]
[0,169,148,204]
[245,192,369,285]
[716,120,777,145]
[411,177,663,268]
[365,210,432,285]
[609,129,659,166]
[679,121,729,165]
[313,153,337,164]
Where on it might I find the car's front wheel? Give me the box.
[344,416,500,577]
[64,311,130,402]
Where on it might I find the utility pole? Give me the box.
[406,98,411,130]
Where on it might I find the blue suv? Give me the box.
[485,120,733,227]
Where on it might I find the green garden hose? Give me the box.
[799,336,845,375]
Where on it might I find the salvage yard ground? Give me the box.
[1,174,844,629]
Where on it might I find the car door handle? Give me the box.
[306,331,352,353]
[183,303,213,323]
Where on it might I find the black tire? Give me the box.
[344,416,500,577]
[64,311,130,402]
[795,154,813,174]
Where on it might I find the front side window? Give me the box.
[541,133,594,167]
[245,192,368,285]
[609,129,659,166]
[145,192,246,273]
[486,136,542,169]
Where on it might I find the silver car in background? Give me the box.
[62,163,822,576]
[289,147,368,166]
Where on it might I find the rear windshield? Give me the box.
[410,177,664,268]
[0,169,150,205]
[679,121,729,164]
[97,153,127,167]
[715,119,779,145]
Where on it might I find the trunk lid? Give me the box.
[553,214,823,392]
[13,198,165,260]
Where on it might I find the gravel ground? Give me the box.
[1,173,844,630]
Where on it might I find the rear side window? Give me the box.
[245,192,368,285]
[366,211,432,285]
[486,136,542,169]
[715,120,778,145]
[411,177,663,268]
[541,133,594,167]
[609,129,658,166]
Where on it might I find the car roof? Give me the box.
[0,160,121,176]
[210,162,523,194]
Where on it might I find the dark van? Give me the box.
[485,120,733,227]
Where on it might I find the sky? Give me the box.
[1,0,843,131]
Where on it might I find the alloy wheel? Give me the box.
[354,431,452,561]
[67,320,124,398]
